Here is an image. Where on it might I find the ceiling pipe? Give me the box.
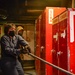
[72,0,74,8]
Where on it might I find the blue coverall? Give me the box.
[0,35,28,75]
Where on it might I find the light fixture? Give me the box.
[0,9,7,19]
[0,14,7,19]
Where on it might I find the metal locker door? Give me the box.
[58,11,68,75]
[35,18,41,75]
[52,17,59,75]
[68,10,75,74]
[40,13,46,75]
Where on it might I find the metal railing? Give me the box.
[28,52,75,75]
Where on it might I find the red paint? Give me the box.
[52,8,75,75]
[52,17,59,75]
[35,7,66,75]
[68,9,75,74]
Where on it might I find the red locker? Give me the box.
[67,8,75,74]
[35,16,41,75]
[35,7,66,75]
[52,8,75,75]
[58,10,68,75]
[59,8,75,75]
[52,17,59,75]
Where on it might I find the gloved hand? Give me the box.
[20,45,31,54]
[24,45,31,54]
[20,46,27,54]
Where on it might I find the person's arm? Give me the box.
[18,35,29,46]
[1,36,21,56]
[18,35,31,53]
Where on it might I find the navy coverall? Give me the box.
[0,35,28,75]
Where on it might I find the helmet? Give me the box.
[17,26,23,32]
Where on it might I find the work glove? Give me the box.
[20,45,31,54]
[20,46,27,54]
[24,45,31,54]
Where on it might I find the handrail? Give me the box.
[28,53,75,75]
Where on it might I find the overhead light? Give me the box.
[0,14,7,19]
[2,16,7,19]
[0,9,7,19]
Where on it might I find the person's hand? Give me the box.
[24,45,31,54]
[20,45,31,54]
[20,46,27,54]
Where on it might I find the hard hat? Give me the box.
[17,26,24,32]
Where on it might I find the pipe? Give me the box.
[28,53,75,75]
[72,0,74,8]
